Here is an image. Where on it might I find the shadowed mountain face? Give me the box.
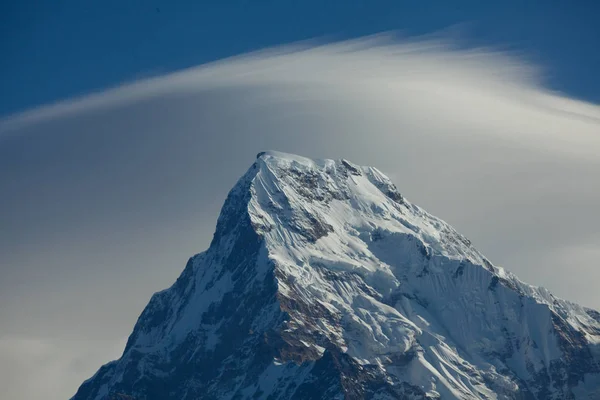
[73,151,600,400]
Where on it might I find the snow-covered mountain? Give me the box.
[73,151,600,400]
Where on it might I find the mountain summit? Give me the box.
[74,151,600,400]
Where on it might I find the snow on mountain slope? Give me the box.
[73,151,600,400]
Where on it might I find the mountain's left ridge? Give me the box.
[73,151,600,400]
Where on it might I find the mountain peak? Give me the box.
[73,153,600,400]
[256,149,315,162]
[247,152,480,264]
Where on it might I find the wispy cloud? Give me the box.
[3,34,598,135]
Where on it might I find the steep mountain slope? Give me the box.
[73,151,600,400]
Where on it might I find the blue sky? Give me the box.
[2,0,599,117]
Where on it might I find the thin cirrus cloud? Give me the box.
[1,35,599,400]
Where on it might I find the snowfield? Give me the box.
[73,151,600,400]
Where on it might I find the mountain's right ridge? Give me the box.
[74,151,600,400]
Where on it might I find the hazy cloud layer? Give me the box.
[1,36,599,400]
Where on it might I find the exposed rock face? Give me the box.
[73,151,600,400]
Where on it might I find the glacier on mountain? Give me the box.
[73,151,600,400]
